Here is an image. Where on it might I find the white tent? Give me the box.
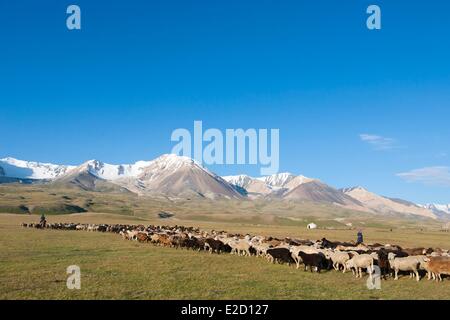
[307,223,318,230]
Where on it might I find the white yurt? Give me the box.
[307,223,318,230]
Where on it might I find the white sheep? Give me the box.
[228,239,252,256]
[388,255,421,282]
[329,251,351,273]
[346,254,374,280]
[253,243,272,257]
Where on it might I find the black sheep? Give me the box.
[377,248,391,279]
[298,252,329,273]
[267,248,295,265]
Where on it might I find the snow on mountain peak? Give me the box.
[113,154,241,199]
[222,175,254,188]
[69,159,153,181]
[0,154,213,182]
[0,157,76,180]
[433,204,450,213]
[420,203,450,215]
[257,172,296,187]
[2,155,447,219]
[150,154,215,174]
[341,186,369,193]
[154,154,201,167]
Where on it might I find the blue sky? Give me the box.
[1,0,449,203]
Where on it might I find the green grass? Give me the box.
[0,214,449,300]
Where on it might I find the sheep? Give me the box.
[388,255,421,282]
[150,234,160,244]
[329,251,351,273]
[126,230,140,241]
[335,244,369,252]
[424,257,450,282]
[228,239,252,256]
[253,243,272,257]
[157,234,173,247]
[119,230,128,240]
[345,254,374,280]
[136,232,149,243]
[297,252,328,273]
[290,246,320,269]
[204,238,226,254]
[29,221,450,285]
[296,246,320,254]
[267,248,295,265]
[377,249,392,279]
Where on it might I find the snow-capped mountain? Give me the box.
[63,159,152,181]
[116,154,242,199]
[224,173,318,199]
[48,154,240,199]
[223,175,275,198]
[419,204,450,217]
[52,161,130,193]
[224,174,366,210]
[342,186,437,219]
[222,175,254,188]
[0,157,153,181]
[0,157,75,180]
[430,204,450,215]
[257,173,296,188]
[1,155,447,219]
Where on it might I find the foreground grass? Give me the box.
[0,214,449,300]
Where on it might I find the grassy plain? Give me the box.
[0,184,449,300]
[1,213,449,300]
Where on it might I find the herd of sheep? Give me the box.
[23,222,450,283]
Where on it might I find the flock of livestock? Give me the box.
[23,222,450,283]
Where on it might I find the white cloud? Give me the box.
[359,134,396,150]
[397,166,450,187]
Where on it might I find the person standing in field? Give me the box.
[40,214,47,228]
[356,230,364,244]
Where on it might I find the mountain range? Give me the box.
[1,155,449,220]
[419,204,450,219]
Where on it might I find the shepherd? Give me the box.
[356,230,364,245]
[40,214,47,228]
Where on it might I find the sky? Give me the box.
[1,0,449,204]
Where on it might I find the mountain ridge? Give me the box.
[419,203,450,218]
[0,155,444,219]
[341,186,437,219]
